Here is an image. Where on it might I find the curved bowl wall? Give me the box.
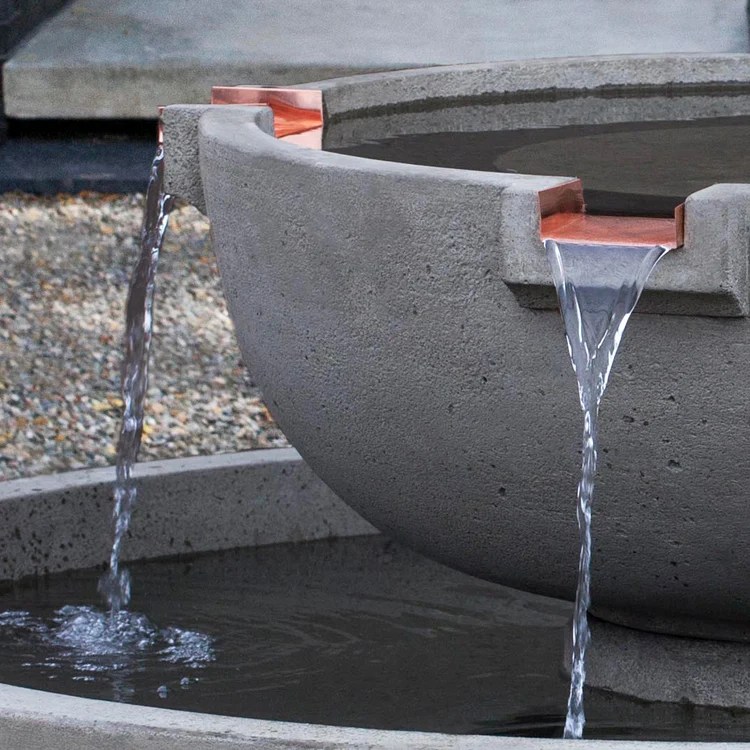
[166,55,750,639]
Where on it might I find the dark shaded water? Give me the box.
[0,535,749,740]
[329,116,750,216]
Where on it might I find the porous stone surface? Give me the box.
[0,449,375,581]
[162,57,750,639]
[4,1,749,119]
[0,192,287,482]
[1,680,748,750]
[586,616,750,709]
[163,105,275,214]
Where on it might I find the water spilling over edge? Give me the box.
[98,146,175,613]
[545,239,670,739]
[0,146,217,692]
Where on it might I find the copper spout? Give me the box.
[541,212,682,249]
[538,180,585,218]
[539,181,684,249]
[210,86,324,148]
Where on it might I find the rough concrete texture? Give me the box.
[165,61,750,318]
[4,1,750,118]
[585,616,750,709]
[3,682,750,750]
[506,182,750,316]
[314,54,750,121]
[163,104,275,214]
[0,449,375,581]
[159,55,750,639]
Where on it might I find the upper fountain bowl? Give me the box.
[162,55,750,641]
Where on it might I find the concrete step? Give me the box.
[4,0,750,120]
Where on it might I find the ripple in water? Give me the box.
[0,537,747,740]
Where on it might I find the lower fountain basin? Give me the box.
[162,55,750,641]
[3,451,750,747]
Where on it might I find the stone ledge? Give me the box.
[0,449,376,581]
[502,184,750,318]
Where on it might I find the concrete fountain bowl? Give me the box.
[162,55,750,647]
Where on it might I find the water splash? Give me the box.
[0,606,214,686]
[545,239,670,739]
[98,147,174,613]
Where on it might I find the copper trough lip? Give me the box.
[539,180,685,249]
[210,86,324,148]
[541,212,682,249]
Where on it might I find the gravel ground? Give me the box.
[0,192,288,482]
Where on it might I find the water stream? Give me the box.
[98,146,174,613]
[0,146,216,688]
[545,239,670,739]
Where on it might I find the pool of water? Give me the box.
[329,116,750,216]
[0,535,748,740]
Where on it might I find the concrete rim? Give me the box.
[299,53,750,119]
[0,680,743,750]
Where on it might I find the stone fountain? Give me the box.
[1,53,750,746]
[163,51,750,663]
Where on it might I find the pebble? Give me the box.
[0,192,288,482]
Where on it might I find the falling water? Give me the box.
[98,146,174,613]
[0,145,215,695]
[545,239,670,739]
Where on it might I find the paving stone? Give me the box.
[4,0,749,119]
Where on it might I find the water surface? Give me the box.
[0,536,748,740]
[330,116,750,216]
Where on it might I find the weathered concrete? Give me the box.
[4,0,750,118]
[585,616,750,709]
[0,448,376,581]
[162,56,750,640]
[163,104,275,214]
[4,681,749,750]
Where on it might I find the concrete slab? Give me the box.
[4,0,750,119]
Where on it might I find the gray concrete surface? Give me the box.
[0,448,375,581]
[4,0,750,118]
[5,681,747,750]
[162,56,750,640]
[584,616,750,709]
